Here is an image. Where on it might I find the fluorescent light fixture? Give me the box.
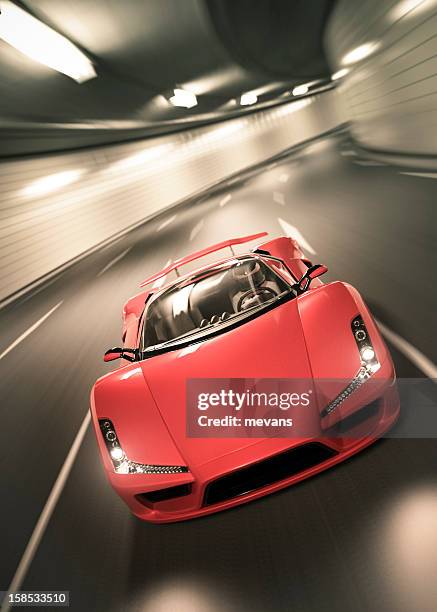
[389,0,433,21]
[169,88,198,108]
[341,41,380,65]
[292,84,309,96]
[332,68,350,81]
[21,169,84,198]
[240,91,258,106]
[0,1,96,82]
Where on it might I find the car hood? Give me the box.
[140,298,314,468]
[94,282,374,470]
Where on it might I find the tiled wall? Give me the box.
[326,0,437,154]
[0,90,341,303]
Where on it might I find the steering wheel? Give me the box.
[237,288,278,312]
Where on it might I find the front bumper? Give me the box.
[108,370,399,523]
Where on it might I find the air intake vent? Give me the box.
[203,443,337,506]
[136,483,192,505]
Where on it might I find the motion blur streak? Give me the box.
[327,0,437,155]
[1,132,436,612]
[0,91,341,305]
[20,170,85,199]
[0,1,96,82]
[1,2,437,610]
[96,248,132,277]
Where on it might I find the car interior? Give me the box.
[142,257,290,349]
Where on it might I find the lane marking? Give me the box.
[219,194,231,207]
[340,150,357,157]
[278,218,317,255]
[19,277,63,307]
[353,160,385,166]
[375,319,437,380]
[152,259,172,288]
[273,191,285,205]
[399,171,437,179]
[156,215,177,232]
[189,219,204,242]
[1,412,91,612]
[0,302,63,362]
[279,173,289,183]
[97,247,132,277]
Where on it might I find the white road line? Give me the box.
[399,171,437,179]
[19,276,63,307]
[219,194,232,207]
[279,173,289,183]
[340,150,357,157]
[156,215,177,232]
[0,302,63,362]
[2,413,91,612]
[152,259,172,288]
[273,191,285,205]
[189,219,204,241]
[97,247,132,277]
[353,160,385,166]
[375,319,437,380]
[278,218,317,255]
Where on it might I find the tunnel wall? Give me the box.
[326,0,437,155]
[0,90,342,305]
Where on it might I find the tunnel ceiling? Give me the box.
[0,0,335,154]
[206,0,334,80]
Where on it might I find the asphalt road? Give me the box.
[1,132,436,612]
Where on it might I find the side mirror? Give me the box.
[103,347,137,362]
[297,264,328,292]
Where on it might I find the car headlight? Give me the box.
[98,419,189,474]
[321,315,380,418]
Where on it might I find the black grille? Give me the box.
[136,483,192,505]
[203,443,337,506]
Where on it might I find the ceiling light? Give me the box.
[389,0,432,21]
[292,84,309,96]
[341,41,380,65]
[332,68,350,81]
[169,88,198,109]
[0,1,96,82]
[240,92,258,106]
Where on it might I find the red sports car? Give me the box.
[91,232,399,522]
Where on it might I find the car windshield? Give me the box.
[142,256,291,353]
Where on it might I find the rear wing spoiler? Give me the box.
[140,231,268,287]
